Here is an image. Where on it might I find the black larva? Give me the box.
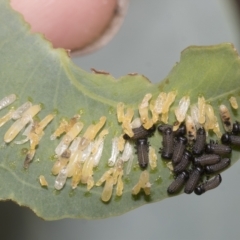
[194,174,222,195]
[135,138,149,169]
[205,140,232,155]
[159,127,174,159]
[158,123,186,137]
[174,150,192,174]
[123,125,156,140]
[193,154,220,167]
[192,127,206,155]
[232,121,240,135]
[221,133,240,146]
[172,136,188,165]
[205,158,231,174]
[184,167,203,194]
[167,171,189,194]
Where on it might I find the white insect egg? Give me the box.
[108,137,119,167]
[92,140,104,167]
[55,122,83,155]
[12,101,32,120]
[69,137,81,152]
[174,95,190,123]
[126,155,134,175]
[81,142,94,163]
[130,118,142,129]
[54,167,68,190]
[121,141,133,162]
[190,105,201,130]
[0,94,17,110]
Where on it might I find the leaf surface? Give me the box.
[0,1,240,220]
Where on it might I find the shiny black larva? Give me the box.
[192,127,206,155]
[194,174,222,195]
[174,150,192,174]
[167,171,189,194]
[159,127,174,159]
[135,138,149,169]
[205,140,232,155]
[232,121,240,135]
[193,154,221,167]
[221,133,240,146]
[172,136,188,165]
[123,125,156,140]
[205,158,231,174]
[184,167,204,194]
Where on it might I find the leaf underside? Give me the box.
[0,1,240,220]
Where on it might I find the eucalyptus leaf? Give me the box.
[0,1,240,220]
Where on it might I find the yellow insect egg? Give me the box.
[71,162,83,189]
[66,150,83,177]
[161,91,177,123]
[117,134,125,152]
[149,99,159,124]
[204,104,215,130]
[132,170,150,195]
[87,176,95,191]
[229,96,238,109]
[154,92,166,114]
[96,168,114,186]
[39,175,48,187]
[122,107,134,137]
[4,104,41,143]
[101,175,114,202]
[0,108,15,128]
[0,94,16,110]
[138,93,152,127]
[55,122,84,156]
[198,96,206,124]
[81,156,94,184]
[51,149,71,175]
[50,119,68,140]
[162,91,177,114]
[174,95,190,123]
[116,170,124,197]
[149,146,157,170]
[219,104,232,132]
[117,102,125,123]
[35,113,55,135]
[143,182,151,195]
[12,101,32,120]
[79,116,106,151]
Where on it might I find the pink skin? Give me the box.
[11,0,118,51]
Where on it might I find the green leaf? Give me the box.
[1,1,240,220]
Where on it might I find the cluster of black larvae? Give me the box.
[158,123,233,195]
[123,125,156,169]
